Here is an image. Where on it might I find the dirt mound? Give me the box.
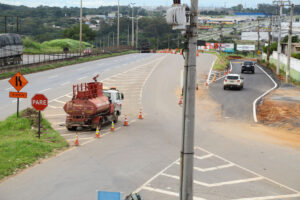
[21,108,41,128]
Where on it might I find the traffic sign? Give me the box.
[8,72,28,92]
[9,92,27,98]
[32,94,48,111]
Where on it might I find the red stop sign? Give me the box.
[32,94,48,111]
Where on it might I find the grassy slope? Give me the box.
[0,109,68,180]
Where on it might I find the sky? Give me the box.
[0,0,299,8]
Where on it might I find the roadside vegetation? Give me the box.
[23,38,92,54]
[0,50,137,80]
[0,108,68,180]
[211,52,257,70]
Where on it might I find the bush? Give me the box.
[22,37,41,49]
[263,42,277,54]
[292,53,300,60]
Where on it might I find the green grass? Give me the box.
[0,109,68,180]
[0,50,138,80]
[23,38,92,54]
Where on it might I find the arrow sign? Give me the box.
[8,72,28,92]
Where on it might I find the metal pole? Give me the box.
[108,33,110,47]
[17,98,19,117]
[267,17,272,66]
[286,4,294,83]
[4,16,7,33]
[127,25,130,46]
[136,17,139,48]
[180,0,198,199]
[80,0,83,56]
[276,4,282,75]
[117,0,120,47]
[113,32,115,47]
[131,6,135,47]
[38,111,41,139]
[257,19,260,56]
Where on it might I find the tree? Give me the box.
[282,35,299,43]
[63,24,96,42]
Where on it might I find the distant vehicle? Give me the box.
[224,74,244,90]
[140,42,150,53]
[241,61,255,74]
[0,33,23,66]
[63,76,124,131]
[83,48,92,55]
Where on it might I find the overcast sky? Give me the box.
[0,0,299,8]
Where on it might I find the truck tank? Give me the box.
[63,81,111,116]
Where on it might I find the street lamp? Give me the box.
[80,0,83,56]
[117,0,120,47]
[129,3,135,47]
[136,16,143,49]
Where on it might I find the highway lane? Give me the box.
[0,54,299,200]
[0,53,158,120]
[208,61,275,122]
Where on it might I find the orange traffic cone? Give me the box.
[74,134,79,146]
[179,97,183,105]
[138,110,143,119]
[111,121,115,131]
[95,126,100,138]
[213,75,216,82]
[180,50,183,55]
[197,51,199,57]
[205,82,209,86]
[124,115,129,126]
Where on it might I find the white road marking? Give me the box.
[142,186,206,200]
[206,59,217,85]
[48,105,60,109]
[61,81,70,86]
[194,154,213,160]
[134,159,180,194]
[161,173,263,187]
[195,147,300,193]
[39,88,51,93]
[44,114,66,117]
[78,76,87,80]
[193,163,235,172]
[54,99,66,104]
[233,193,300,200]
[48,75,58,79]
[252,64,278,123]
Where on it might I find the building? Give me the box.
[281,43,300,55]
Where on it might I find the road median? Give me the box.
[0,108,68,181]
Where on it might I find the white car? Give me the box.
[223,74,244,90]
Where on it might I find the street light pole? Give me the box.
[286,4,294,83]
[80,0,83,56]
[117,0,120,47]
[130,3,135,47]
[180,0,198,199]
[136,17,139,49]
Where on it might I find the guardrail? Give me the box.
[0,46,135,73]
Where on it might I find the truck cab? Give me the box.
[103,87,124,121]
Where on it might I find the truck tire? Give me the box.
[67,127,77,131]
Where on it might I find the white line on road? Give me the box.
[54,99,66,104]
[194,154,213,160]
[48,105,60,109]
[233,193,300,200]
[39,88,51,93]
[142,186,206,200]
[48,75,58,79]
[161,173,263,187]
[193,163,235,172]
[252,64,278,123]
[78,76,87,80]
[195,146,300,193]
[61,81,70,86]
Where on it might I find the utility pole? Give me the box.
[117,0,120,47]
[4,16,7,33]
[219,23,223,42]
[113,32,115,46]
[257,18,260,55]
[80,0,83,56]
[267,16,272,66]
[273,0,291,75]
[286,4,294,83]
[127,25,130,46]
[180,0,198,199]
[136,17,139,48]
[131,4,135,47]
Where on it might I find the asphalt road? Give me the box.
[208,61,275,122]
[0,53,299,200]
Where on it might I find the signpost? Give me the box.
[8,72,28,117]
[32,94,48,139]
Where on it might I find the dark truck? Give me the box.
[140,42,151,53]
[241,61,255,74]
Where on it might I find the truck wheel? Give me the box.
[67,127,77,131]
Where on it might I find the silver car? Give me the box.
[223,74,244,90]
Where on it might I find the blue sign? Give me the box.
[98,191,121,200]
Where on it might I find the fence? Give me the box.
[0,46,135,72]
[262,51,300,82]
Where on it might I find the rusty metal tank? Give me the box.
[63,81,110,116]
